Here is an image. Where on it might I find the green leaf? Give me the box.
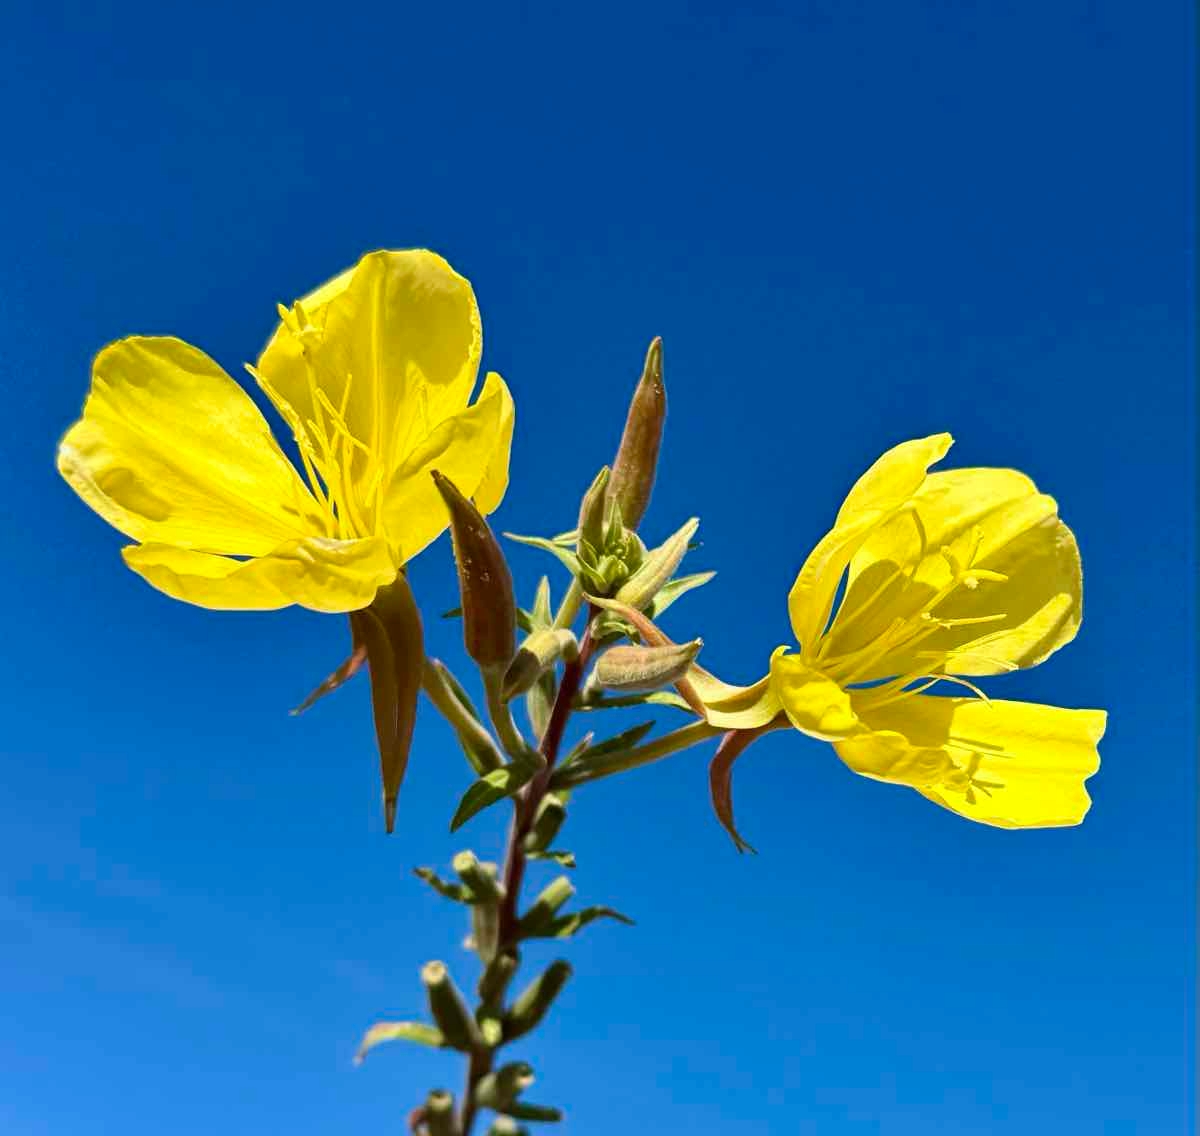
[538,905,634,940]
[413,867,472,903]
[353,1020,444,1063]
[525,669,557,741]
[577,689,693,713]
[451,758,544,832]
[557,721,654,773]
[648,570,716,617]
[505,1102,565,1123]
[503,533,581,576]
[527,849,576,869]
[531,576,553,628]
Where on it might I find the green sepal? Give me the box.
[614,517,699,611]
[592,639,702,693]
[451,756,545,832]
[353,1020,444,1064]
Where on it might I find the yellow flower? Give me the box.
[57,249,515,613]
[699,434,1105,835]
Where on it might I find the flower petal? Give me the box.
[834,693,1105,828]
[768,652,859,739]
[379,373,514,561]
[255,249,482,482]
[123,535,397,613]
[825,467,1082,678]
[58,337,319,555]
[787,434,953,651]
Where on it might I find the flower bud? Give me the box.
[474,1062,535,1110]
[452,850,504,904]
[517,876,575,938]
[421,961,484,1052]
[503,960,573,1041]
[501,628,580,701]
[432,470,516,671]
[521,793,567,853]
[593,639,703,693]
[608,337,666,530]
[422,1090,459,1136]
[477,950,518,1012]
[615,517,699,611]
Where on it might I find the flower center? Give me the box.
[250,300,390,543]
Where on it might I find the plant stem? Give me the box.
[457,621,596,1136]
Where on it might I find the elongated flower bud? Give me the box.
[432,470,516,671]
[608,337,666,530]
[522,793,567,853]
[452,850,503,904]
[474,1062,535,1110]
[615,517,699,610]
[477,951,518,1012]
[518,875,575,938]
[501,628,580,701]
[421,961,483,1052]
[504,960,573,1041]
[594,639,703,693]
[422,1091,458,1136]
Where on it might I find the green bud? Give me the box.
[452,851,504,905]
[506,1102,564,1123]
[479,1017,504,1047]
[486,1119,527,1136]
[518,876,575,938]
[501,628,579,701]
[423,1090,459,1136]
[615,517,699,611]
[521,793,567,854]
[593,639,703,693]
[608,336,666,530]
[422,659,504,774]
[474,1062,535,1110]
[576,467,611,554]
[432,471,516,670]
[421,961,483,1052]
[504,960,573,1042]
[477,951,518,1014]
[472,899,501,963]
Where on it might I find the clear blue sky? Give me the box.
[1,3,1192,1134]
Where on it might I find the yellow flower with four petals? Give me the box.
[698,433,1105,843]
[57,249,514,613]
[57,249,515,830]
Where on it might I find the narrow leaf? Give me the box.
[414,867,472,903]
[506,1102,565,1123]
[538,905,634,939]
[648,570,717,617]
[354,1021,444,1064]
[503,533,581,576]
[451,758,543,832]
[527,849,576,869]
[558,721,654,772]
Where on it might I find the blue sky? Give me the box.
[1,2,1192,1134]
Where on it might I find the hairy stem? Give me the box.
[457,621,596,1136]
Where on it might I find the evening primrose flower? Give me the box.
[698,433,1105,840]
[57,249,515,829]
[57,249,514,612]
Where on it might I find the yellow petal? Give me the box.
[769,652,859,739]
[58,337,319,555]
[379,373,514,561]
[824,467,1082,678]
[835,693,1105,828]
[788,434,953,651]
[255,249,482,483]
[123,536,397,613]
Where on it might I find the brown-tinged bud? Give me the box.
[501,628,580,701]
[421,961,484,1052]
[593,639,703,693]
[351,575,424,834]
[608,337,665,530]
[432,471,516,671]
